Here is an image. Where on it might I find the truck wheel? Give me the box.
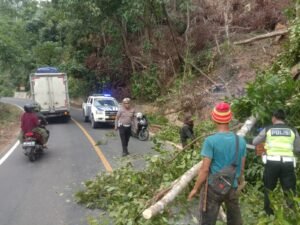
[91,116,98,129]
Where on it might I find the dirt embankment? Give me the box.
[0,103,21,155]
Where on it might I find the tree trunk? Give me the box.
[143,0,153,43]
[115,17,136,73]
[296,1,300,19]
[224,0,231,43]
[161,2,184,64]
[185,2,190,44]
[143,161,202,219]
[236,116,257,137]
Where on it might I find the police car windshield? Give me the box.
[94,99,117,107]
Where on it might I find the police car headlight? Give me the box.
[96,110,104,114]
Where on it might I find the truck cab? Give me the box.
[82,94,119,128]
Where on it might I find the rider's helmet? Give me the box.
[32,102,41,112]
[136,112,143,119]
[24,103,34,113]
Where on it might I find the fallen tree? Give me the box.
[142,116,257,220]
[142,161,202,219]
[236,116,257,136]
[233,29,288,45]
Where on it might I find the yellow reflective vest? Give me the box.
[265,124,295,157]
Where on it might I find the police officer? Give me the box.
[253,109,300,215]
[115,98,135,157]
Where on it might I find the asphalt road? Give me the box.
[0,97,154,225]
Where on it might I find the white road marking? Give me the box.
[0,141,20,166]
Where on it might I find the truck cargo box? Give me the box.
[30,72,70,121]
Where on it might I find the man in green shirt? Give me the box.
[180,114,195,148]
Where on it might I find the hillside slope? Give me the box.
[167,35,285,121]
[127,0,292,123]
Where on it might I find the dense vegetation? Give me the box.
[0,0,293,101]
[1,1,300,225]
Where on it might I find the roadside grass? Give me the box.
[0,102,21,128]
[0,102,22,153]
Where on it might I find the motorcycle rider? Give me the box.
[20,103,48,146]
[20,103,39,143]
[32,102,49,146]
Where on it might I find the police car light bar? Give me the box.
[92,93,111,97]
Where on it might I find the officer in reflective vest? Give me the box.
[253,109,300,215]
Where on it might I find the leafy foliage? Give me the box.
[147,113,169,126]
[155,124,181,143]
[76,140,202,225]
[243,151,264,187]
[280,18,300,67]
[232,68,297,124]
[241,184,300,225]
[68,77,90,98]
[33,41,64,66]
[75,120,215,224]
[131,65,161,101]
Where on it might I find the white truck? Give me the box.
[30,67,70,121]
[82,94,119,128]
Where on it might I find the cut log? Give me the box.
[233,29,288,45]
[143,161,202,219]
[236,116,257,137]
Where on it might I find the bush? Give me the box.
[0,87,14,97]
[232,68,298,125]
[147,113,168,126]
[68,76,90,98]
[131,65,161,101]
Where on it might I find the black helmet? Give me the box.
[24,103,34,113]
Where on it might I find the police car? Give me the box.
[82,94,119,128]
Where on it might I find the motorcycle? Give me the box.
[131,112,149,141]
[22,131,44,162]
